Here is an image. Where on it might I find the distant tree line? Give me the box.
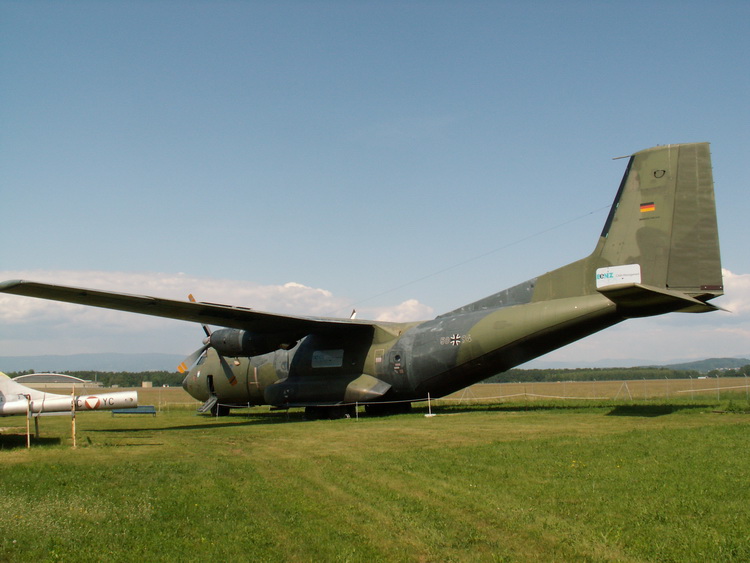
[483,367,703,383]
[7,364,750,388]
[7,370,184,388]
[706,365,750,379]
[483,365,750,383]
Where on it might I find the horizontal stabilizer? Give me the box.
[598,283,723,317]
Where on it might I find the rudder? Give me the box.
[596,142,723,301]
[531,143,723,313]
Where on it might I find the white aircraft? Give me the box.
[0,372,137,416]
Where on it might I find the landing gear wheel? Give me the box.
[210,403,230,417]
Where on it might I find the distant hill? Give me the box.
[0,353,184,373]
[525,356,750,372]
[660,357,750,373]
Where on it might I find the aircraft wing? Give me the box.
[0,279,372,336]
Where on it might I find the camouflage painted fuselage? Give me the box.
[183,289,620,408]
[184,142,723,410]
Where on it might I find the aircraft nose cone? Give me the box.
[181,373,190,392]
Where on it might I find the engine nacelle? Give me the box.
[209,328,294,357]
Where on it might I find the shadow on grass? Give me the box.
[87,412,307,433]
[0,434,61,449]
[423,403,605,415]
[417,402,714,417]
[82,402,717,432]
[606,404,711,417]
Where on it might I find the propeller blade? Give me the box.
[188,294,212,338]
[182,294,238,385]
[217,354,238,386]
[177,343,209,374]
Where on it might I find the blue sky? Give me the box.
[1,1,749,365]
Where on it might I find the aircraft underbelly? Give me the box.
[410,294,620,398]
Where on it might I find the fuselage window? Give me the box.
[312,349,344,368]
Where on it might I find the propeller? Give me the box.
[176,339,210,374]
[177,294,238,386]
[189,293,212,339]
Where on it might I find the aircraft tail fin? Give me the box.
[533,142,723,314]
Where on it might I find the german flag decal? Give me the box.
[640,202,656,213]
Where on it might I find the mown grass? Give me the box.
[1,393,749,561]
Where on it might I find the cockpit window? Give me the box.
[197,354,207,366]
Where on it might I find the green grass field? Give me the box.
[1,382,749,562]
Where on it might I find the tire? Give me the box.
[210,403,231,417]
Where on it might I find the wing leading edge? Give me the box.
[0,279,374,338]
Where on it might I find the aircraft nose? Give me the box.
[181,373,190,392]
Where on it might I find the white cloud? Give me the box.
[0,270,346,314]
[0,270,435,356]
[2,269,748,364]
[371,299,435,323]
[716,269,750,315]
[0,270,353,355]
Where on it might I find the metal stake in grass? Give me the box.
[425,393,436,417]
[71,386,77,449]
[689,376,695,400]
[25,394,31,449]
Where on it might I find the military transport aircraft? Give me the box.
[0,371,137,416]
[0,143,723,418]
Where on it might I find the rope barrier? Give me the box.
[208,390,614,414]
[200,380,750,416]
